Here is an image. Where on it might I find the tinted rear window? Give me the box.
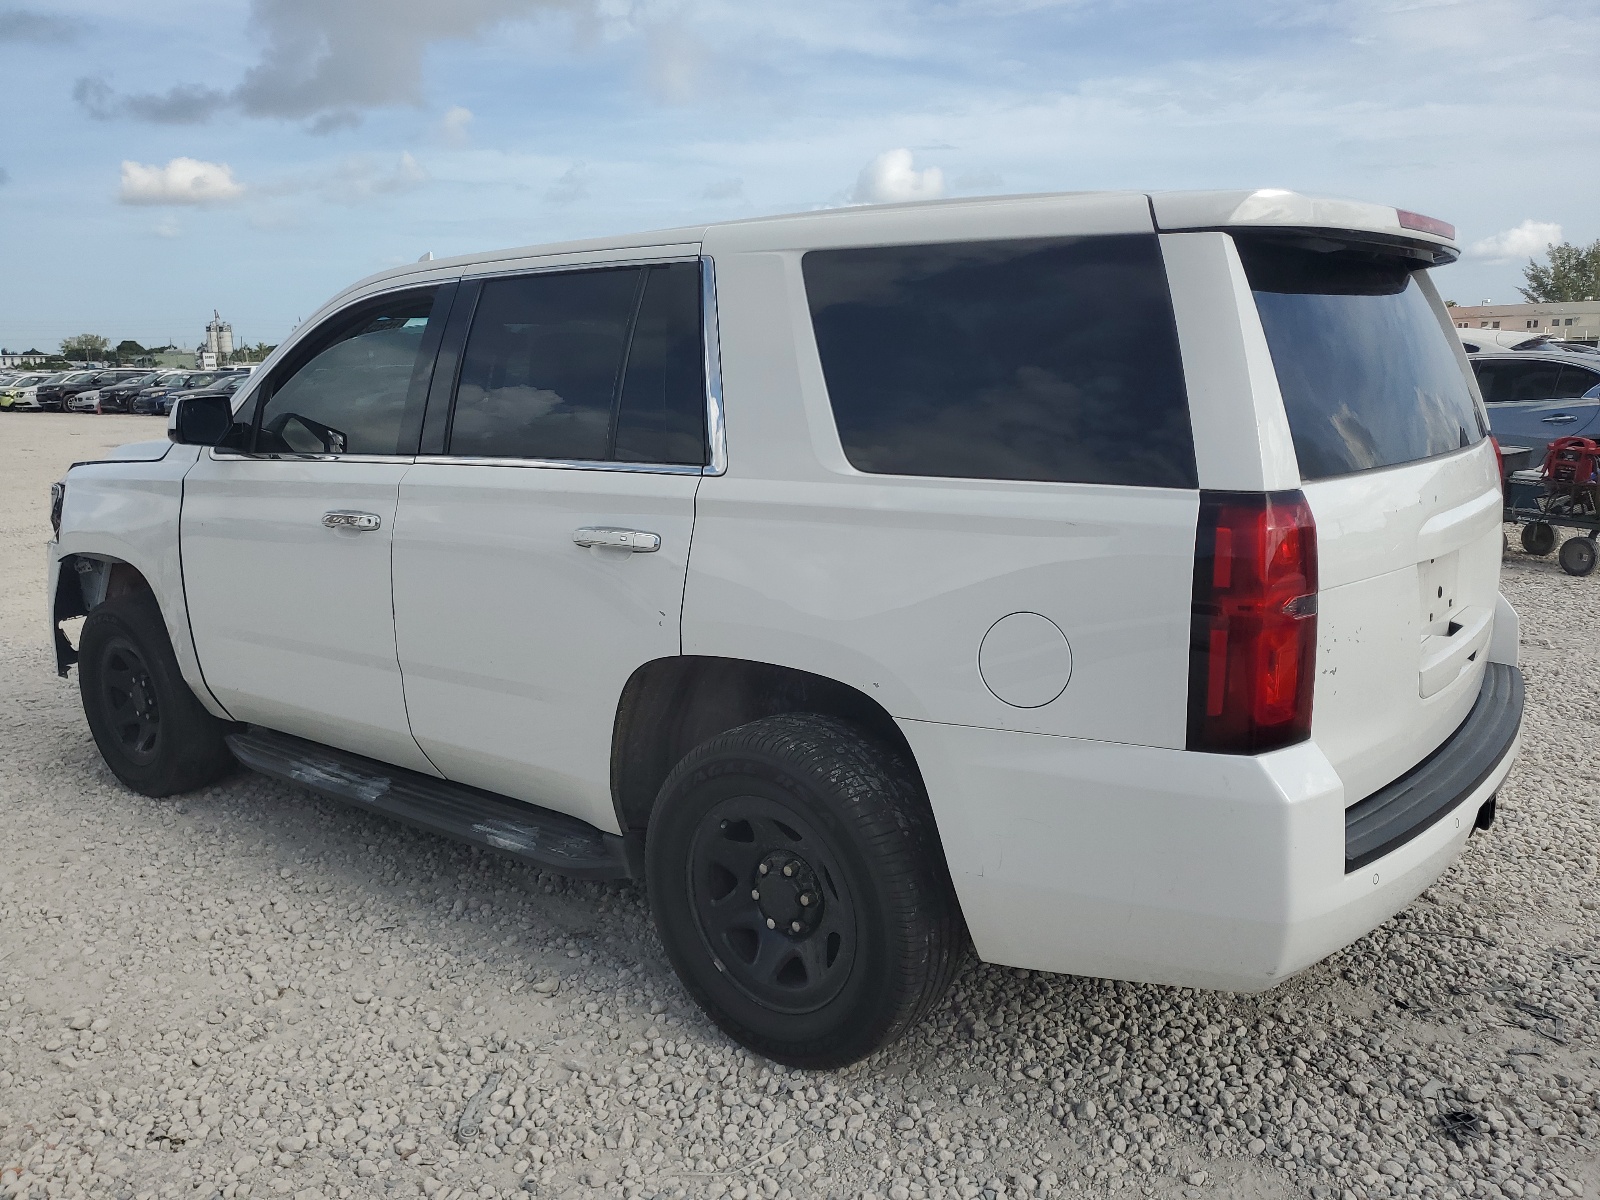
[1238,238,1483,480]
[802,235,1196,488]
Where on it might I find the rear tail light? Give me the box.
[50,482,65,538]
[1489,435,1505,490]
[1187,491,1318,754]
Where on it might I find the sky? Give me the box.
[2,0,1597,353]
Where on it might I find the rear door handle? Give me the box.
[1541,414,1578,424]
[573,527,661,553]
[323,510,382,531]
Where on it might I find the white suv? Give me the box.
[48,189,1523,1067]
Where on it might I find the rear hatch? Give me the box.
[1235,234,1503,802]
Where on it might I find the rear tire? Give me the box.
[645,714,966,1068]
[1558,536,1597,577]
[79,591,235,797]
[1521,522,1556,556]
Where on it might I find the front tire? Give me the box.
[79,592,235,797]
[646,714,966,1068]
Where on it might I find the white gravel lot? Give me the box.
[0,414,1596,1200]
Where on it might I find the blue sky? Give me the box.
[3,0,1597,353]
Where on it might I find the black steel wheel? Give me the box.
[95,634,163,765]
[1558,535,1597,577]
[647,714,966,1068]
[688,795,857,1016]
[1521,522,1556,556]
[79,590,236,796]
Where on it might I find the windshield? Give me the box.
[154,373,187,387]
[14,374,46,386]
[1237,237,1483,480]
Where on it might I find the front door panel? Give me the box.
[181,455,437,774]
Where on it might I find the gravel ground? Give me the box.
[1,413,1596,1200]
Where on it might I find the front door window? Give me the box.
[253,290,442,456]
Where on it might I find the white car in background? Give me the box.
[0,371,57,411]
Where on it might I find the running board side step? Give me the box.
[226,727,634,880]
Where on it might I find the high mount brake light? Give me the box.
[1396,210,1456,240]
[1187,491,1318,754]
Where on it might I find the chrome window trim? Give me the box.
[459,248,700,282]
[701,255,728,476]
[411,455,704,476]
[208,449,418,465]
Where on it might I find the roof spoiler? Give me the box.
[1150,190,1459,265]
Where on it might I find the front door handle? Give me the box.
[323,510,382,532]
[573,527,661,553]
[1541,414,1578,424]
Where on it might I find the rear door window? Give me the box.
[1474,360,1564,404]
[446,263,706,465]
[802,235,1196,488]
[1555,364,1600,398]
[1238,238,1483,479]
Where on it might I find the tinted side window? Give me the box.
[1475,360,1563,403]
[1555,365,1600,399]
[449,268,641,461]
[614,263,706,465]
[802,236,1195,487]
[256,290,440,456]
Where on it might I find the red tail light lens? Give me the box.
[1489,435,1505,491]
[1187,491,1318,754]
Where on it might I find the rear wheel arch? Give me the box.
[610,655,929,831]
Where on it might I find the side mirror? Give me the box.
[169,394,243,447]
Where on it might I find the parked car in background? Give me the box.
[65,369,150,413]
[35,370,105,412]
[95,371,162,413]
[154,372,247,415]
[0,371,57,411]
[131,371,224,415]
[1472,351,1600,465]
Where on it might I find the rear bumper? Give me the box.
[900,665,1522,992]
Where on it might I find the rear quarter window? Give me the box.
[1238,238,1484,480]
[802,235,1196,488]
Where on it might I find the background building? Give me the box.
[1448,301,1600,346]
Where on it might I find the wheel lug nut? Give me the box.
[799,894,811,906]
[758,864,769,875]
[751,889,760,900]
[790,921,802,933]
[782,864,795,877]
[765,918,776,929]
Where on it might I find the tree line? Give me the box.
[1519,239,1600,304]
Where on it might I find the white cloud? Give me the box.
[318,151,429,203]
[118,158,245,205]
[546,162,590,204]
[850,148,945,205]
[437,105,474,146]
[1468,219,1563,263]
